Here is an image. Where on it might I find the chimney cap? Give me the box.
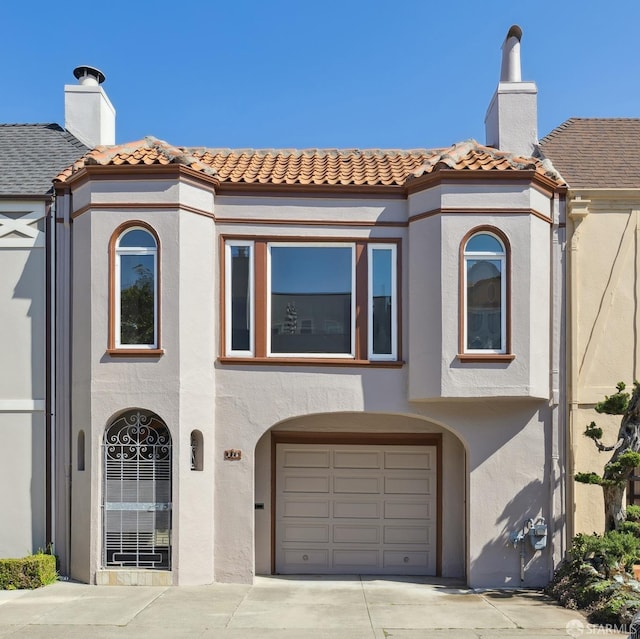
[505,25,522,43]
[73,65,106,85]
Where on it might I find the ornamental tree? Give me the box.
[575,382,640,532]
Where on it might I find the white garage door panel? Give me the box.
[283,475,329,493]
[333,525,380,543]
[284,549,329,568]
[385,476,431,494]
[334,451,381,468]
[384,525,431,544]
[283,450,331,468]
[333,501,380,518]
[384,501,431,520]
[276,443,437,575]
[283,500,330,518]
[283,524,330,543]
[385,451,433,469]
[333,550,379,567]
[384,550,429,569]
[334,476,381,493]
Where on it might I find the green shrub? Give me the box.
[590,593,640,628]
[627,505,640,522]
[619,520,640,536]
[0,553,57,590]
[569,531,640,571]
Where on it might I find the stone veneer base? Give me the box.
[95,570,172,586]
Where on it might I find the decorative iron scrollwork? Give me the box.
[104,411,171,461]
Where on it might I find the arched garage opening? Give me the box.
[254,412,466,579]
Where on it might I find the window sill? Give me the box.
[456,353,515,363]
[106,348,165,358]
[218,357,404,368]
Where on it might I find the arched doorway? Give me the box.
[102,410,172,570]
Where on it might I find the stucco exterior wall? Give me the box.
[60,172,562,588]
[0,200,47,559]
[68,178,217,584]
[569,195,640,535]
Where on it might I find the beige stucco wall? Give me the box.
[0,200,47,559]
[569,195,640,535]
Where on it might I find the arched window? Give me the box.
[103,410,172,570]
[109,224,160,351]
[462,230,509,355]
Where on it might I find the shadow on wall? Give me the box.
[12,244,47,554]
[471,477,559,587]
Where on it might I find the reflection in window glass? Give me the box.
[120,254,155,345]
[464,233,505,352]
[230,245,252,352]
[117,228,157,347]
[270,246,353,355]
[371,247,393,357]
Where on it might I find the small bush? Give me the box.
[569,531,640,572]
[0,553,57,590]
[627,505,640,522]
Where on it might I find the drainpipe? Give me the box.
[549,191,567,578]
[48,194,56,556]
[567,196,590,545]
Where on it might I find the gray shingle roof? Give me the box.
[0,123,88,196]
[539,118,640,189]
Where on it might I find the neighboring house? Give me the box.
[0,123,87,558]
[50,27,568,588]
[539,118,640,537]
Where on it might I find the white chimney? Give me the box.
[64,65,115,148]
[485,25,537,157]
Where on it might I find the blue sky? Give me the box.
[2,1,639,150]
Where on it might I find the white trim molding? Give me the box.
[0,202,46,248]
[0,399,46,412]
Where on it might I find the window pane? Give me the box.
[271,246,352,354]
[119,229,156,248]
[466,258,501,350]
[120,254,155,345]
[371,248,392,355]
[231,245,251,351]
[466,233,503,253]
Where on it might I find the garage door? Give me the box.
[275,443,436,575]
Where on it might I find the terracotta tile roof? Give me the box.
[411,140,562,183]
[539,118,640,189]
[55,137,563,187]
[0,124,87,196]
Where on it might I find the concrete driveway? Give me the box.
[0,575,622,638]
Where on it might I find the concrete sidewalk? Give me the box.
[0,575,623,638]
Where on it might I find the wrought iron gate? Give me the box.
[102,411,172,569]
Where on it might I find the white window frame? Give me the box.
[367,243,397,361]
[225,239,255,357]
[115,228,158,349]
[463,232,506,354]
[267,242,356,358]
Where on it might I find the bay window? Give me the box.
[224,238,400,363]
